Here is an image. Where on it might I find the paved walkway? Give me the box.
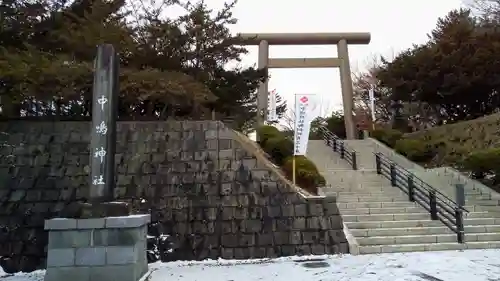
[146,249,500,281]
[4,249,500,281]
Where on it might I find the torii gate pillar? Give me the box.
[238,32,371,139]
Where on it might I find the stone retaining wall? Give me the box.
[0,120,348,273]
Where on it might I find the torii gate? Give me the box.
[236,32,371,139]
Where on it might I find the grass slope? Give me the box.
[403,113,500,167]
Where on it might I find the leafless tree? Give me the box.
[466,0,500,19]
[281,109,296,132]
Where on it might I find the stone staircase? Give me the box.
[307,139,500,254]
[366,137,500,212]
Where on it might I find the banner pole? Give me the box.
[292,155,296,185]
[369,86,376,130]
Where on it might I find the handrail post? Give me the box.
[333,139,337,152]
[351,151,357,170]
[375,153,381,174]
[455,208,465,243]
[340,142,345,158]
[455,183,466,208]
[429,190,438,220]
[407,175,415,202]
[454,183,466,243]
[390,163,396,186]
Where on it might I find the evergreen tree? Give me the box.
[0,0,286,128]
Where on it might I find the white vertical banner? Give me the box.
[369,87,376,122]
[293,94,318,155]
[267,89,278,122]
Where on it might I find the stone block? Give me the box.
[77,218,105,229]
[221,248,234,259]
[292,217,306,230]
[105,214,150,229]
[308,203,324,216]
[306,217,320,229]
[328,216,342,227]
[48,230,91,249]
[296,245,312,255]
[45,218,77,230]
[302,232,318,244]
[44,266,90,281]
[219,149,234,160]
[46,249,75,267]
[89,264,142,281]
[273,232,290,245]
[281,205,295,217]
[94,227,143,246]
[280,245,296,256]
[290,231,303,245]
[311,245,326,255]
[106,246,137,265]
[256,233,274,246]
[75,247,106,266]
[323,202,340,215]
[221,234,239,247]
[294,204,307,217]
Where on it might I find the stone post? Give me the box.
[44,45,150,281]
[89,44,119,202]
[337,39,356,140]
[257,40,269,129]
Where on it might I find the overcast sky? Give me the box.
[209,0,465,116]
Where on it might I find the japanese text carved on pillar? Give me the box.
[89,44,119,202]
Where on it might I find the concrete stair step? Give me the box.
[471,195,500,200]
[358,242,464,254]
[466,232,500,242]
[472,205,500,213]
[466,199,500,206]
[322,187,397,192]
[320,170,380,176]
[464,217,500,225]
[332,191,406,197]
[464,190,484,195]
[346,220,443,229]
[337,196,408,202]
[465,211,500,218]
[339,207,427,215]
[350,226,453,237]
[465,225,500,233]
[320,179,388,188]
[321,190,397,197]
[359,241,500,254]
[464,205,496,212]
[357,234,458,246]
[320,183,390,189]
[343,213,430,222]
[337,201,420,209]
[466,241,500,249]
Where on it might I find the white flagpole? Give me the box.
[369,86,376,125]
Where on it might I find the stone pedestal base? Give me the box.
[44,214,150,281]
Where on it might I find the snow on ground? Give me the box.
[3,250,500,281]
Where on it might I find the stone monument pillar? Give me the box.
[44,44,150,281]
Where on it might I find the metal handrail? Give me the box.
[375,152,468,243]
[318,126,358,170]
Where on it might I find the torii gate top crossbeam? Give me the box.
[236,32,371,45]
